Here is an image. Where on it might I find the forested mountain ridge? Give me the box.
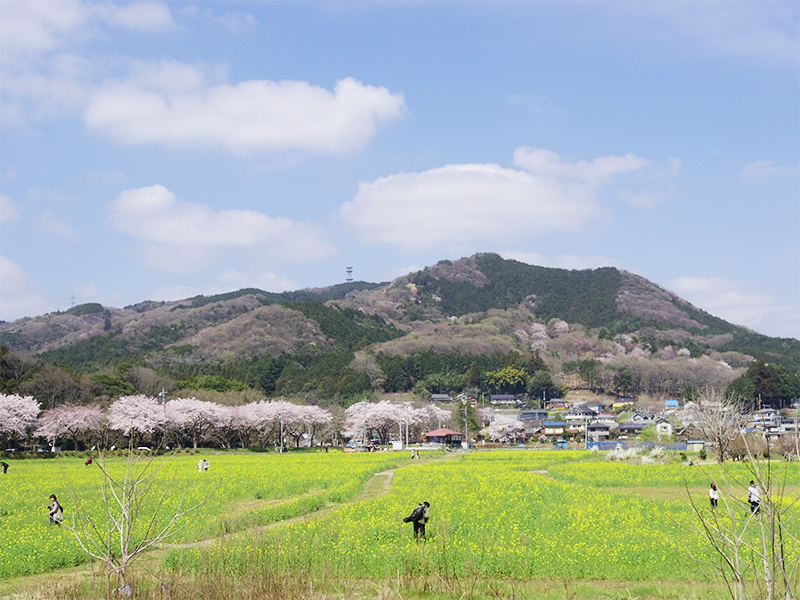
[0,254,797,407]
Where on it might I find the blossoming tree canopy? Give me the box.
[108,395,165,442]
[35,404,104,449]
[0,393,40,445]
[485,415,526,444]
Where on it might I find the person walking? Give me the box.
[0,461,8,474]
[708,483,718,509]
[748,480,760,514]
[403,501,430,539]
[48,494,63,525]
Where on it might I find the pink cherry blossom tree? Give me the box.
[35,404,104,451]
[484,416,526,444]
[165,397,225,450]
[108,395,164,447]
[208,404,236,449]
[298,404,333,446]
[248,400,282,447]
[342,400,403,444]
[0,393,40,449]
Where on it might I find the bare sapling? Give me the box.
[60,445,217,591]
[680,391,799,600]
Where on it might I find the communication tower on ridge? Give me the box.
[346,267,353,283]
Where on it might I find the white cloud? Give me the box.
[387,264,424,282]
[0,1,172,60]
[501,251,618,271]
[37,211,80,242]
[670,276,799,339]
[341,148,650,252]
[85,63,407,155]
[150,269,299,302]
[90,2,173,32]
[512,147,649,183]
[107,184,335,273]
[597,2,799,64]
[619,184,677,208]
[506,93,566,117]
[0,256,54,321]
[218,10,258,34]
[216,269,298,293]
[74,284,122,307]
[0,0,86,59]
[741,160,797,179]
[0,196,21,222]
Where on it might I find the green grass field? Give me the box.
[2,450,798,599]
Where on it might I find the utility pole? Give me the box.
[463,401,469,450]
[158,388,167,451]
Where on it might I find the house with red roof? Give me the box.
[423,428,464,448]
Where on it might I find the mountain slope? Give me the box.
[0,254,796,374]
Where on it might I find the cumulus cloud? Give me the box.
[0,195,21,222]
[85,63,407,155]
[0,256,54,321]
[340,148,650,252]
[741,160,797,179]
[107,184,335,273]
[501,251,618,271]
[90,2,173,32]
[670,276,799,339]
[0,1,172,59]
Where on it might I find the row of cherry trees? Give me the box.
[342,400,453,444]
[0,394,464,451]
[0,393,338,451]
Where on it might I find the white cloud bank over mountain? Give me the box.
[107,184,335,273]
[341,147,651,252]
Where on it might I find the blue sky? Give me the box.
[1,1,798,339]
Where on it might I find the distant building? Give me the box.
[430,394,453,403]
[543,421,565,436]
[490,394,517,404]
[423,428,464,447]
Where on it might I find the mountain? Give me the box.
[1,254,797,405]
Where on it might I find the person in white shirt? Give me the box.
[709,482,719,509]
[747,480,761,514]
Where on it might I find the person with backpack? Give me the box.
[748,481,761,514]
[403,501,430,539]
[48,494,63,525]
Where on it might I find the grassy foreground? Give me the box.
[2,450,798,599]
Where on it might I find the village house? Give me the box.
[542,421,565,436]
[587,421,612,441]
[490,394,517,405]
[423,428,464,448]
[430,393,453,403]
[565,413,591,433]
[655,418,673,439]
[629,412,656,424]
[618,422,648,438]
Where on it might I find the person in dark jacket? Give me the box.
[48,494,63,525]
[403,501,430,539]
